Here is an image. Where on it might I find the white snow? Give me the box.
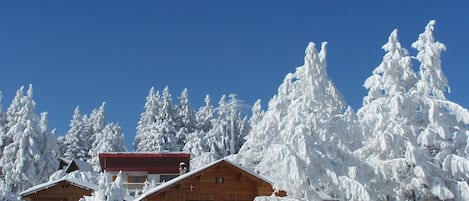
[1,20,468,201]
[20,177,98,197]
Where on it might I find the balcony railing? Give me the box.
[123,182,163,192]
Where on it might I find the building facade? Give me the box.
[136,159,286,201]
[99,152,190,195]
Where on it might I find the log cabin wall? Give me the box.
[144,160,278,201]
[23,181,93,201]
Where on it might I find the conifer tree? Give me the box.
[90,102,107,136]
[236,42,367,200]
[154,86,179,151]
[196,95,215,132]
[135,87,160,152]
[175,88,197,149]
[411,21,469,200]
[0,92,8,160]
[62,106,93,161]
[250,99,264,129]
[135,86,179,152]
[1,85,58,193]
[183,95,215,169]
[355,29,431,200]
[89,123,126,172]
[412,20,448,99]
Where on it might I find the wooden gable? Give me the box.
[22,180,94,201]
[140,160,285,201]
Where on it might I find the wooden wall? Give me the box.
[144,161,278,201]
[23,181,93,201]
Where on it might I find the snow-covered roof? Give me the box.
[19,178,98,197]
[59,157,72,165]
[68,159,93,172]
[134,158,276,201]
[99,151,191,155]
[223,159,277,185]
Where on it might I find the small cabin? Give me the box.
[99,152,190,195]
[20,178,97,201]
[135,159,286,201]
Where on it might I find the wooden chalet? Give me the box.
[99,152,190,195]
[20,178,98,201]
[135,159,286,201]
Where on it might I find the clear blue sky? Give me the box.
[1,1,467,150]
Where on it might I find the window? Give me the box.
[127,176,147,183]
[213,177,224,184]
[160,174,178,183]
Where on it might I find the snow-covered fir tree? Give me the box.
[197,95,215,133]
[156,86,179,151]
[135,86,180,152]
[183,94,250,169]
[61,102,111,164]
[1,86,28,157]
[0,92,8,160]
[206,94,249,158]
[135,87,161,151]
[412,20,449,99]
[175,88,197,149]
[250,99,264,128]
[354,21,469,201]
[411,20,469,200]
[235,42,367,200]
[36,112,60,184]
[82,171,126,201]
[89,123,127,172]
[355,28,434,200]
[0,180,17,201]
[1,85,59,193]
[183,95,215,169]
[61,106,93,161]
[89,102,106,138]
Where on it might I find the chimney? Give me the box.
[179,162,187,175]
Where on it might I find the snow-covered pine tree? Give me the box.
[108,171,127,200]
[355,28,435,200]
[1,86,28,156]
[89,102,106,136]
[175,88,197,150]
[412,20,449,99]
[0,180,17,201]
[235,42,367,200]
[135,87,161,152]
[81,171,122,201]
[0,92,8,160]
[61,106,93,161]
[250,99,264,128]
[36,112,60,184]
[183,95,215,169]
[197,95,215,133]
[135,86,179,152]
[225,94,249,155]
[1,85,59,193]
[206,94,249,158]
[410,20,469,200]
[89,123,126,172]
[154,86,179,151]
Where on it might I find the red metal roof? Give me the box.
[99,152,190,173]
